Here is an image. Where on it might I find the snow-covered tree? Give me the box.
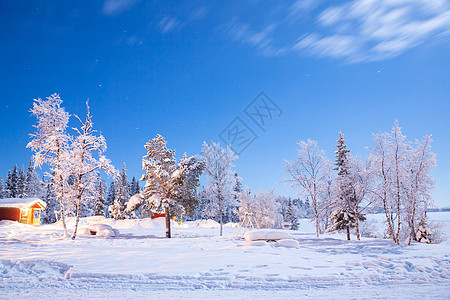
[5,165,19,198]
[140,134,204,238]
[369,121,436,245]
[415,219,432,243]
[41,177,58,224]
[28,94,71,236]
[285,198,299,230]
[235,187,256,222]
[130,176,140,196]
[68,101,115,239]
[105,180,116,218]
[16,166,26,198]
[254,190,282,229]
[404,135,436,244]
[327,132,366,240]
[109,163,131,220]
[0,178,5,198]
[284,139,331,237]
[4,171,13,198]
[24,160,43,198]
[93,174,106,216]
[202,141,238,236]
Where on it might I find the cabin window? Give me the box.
[34,209,41,219]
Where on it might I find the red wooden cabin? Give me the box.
[0,198,46,226]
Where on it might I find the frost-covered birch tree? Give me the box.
[202,141,238,236]
[28,94,71,235]
[284,139,331,237]
[67,101,115,239]
[369,121,436,244]
[404,135,435,243]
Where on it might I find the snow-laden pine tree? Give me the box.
[130,176,140,196]
[202,141,238,236]
[227,172,243,223]
[105,181,116,218]
[41,178,58,224]
[6,165,19,198]
[109,163,131,220]
[28,94,71,236]
[415,219,432,243]
[0,178,6,198]
[4,171,13,198]
[286,198,299,230]
[327,132,366,240]
[68,101,115,239]
[16,166,26,198]
[140,134,204,238]
[284,139,331,237]
[93,174,107,216]
[24,160,43,198]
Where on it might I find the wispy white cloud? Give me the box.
[191,7,208,21]
[102,0,137,16]
[159,16,181,33]
[223,20,288,56]
[299,0,450,62]
[223,0,450,62]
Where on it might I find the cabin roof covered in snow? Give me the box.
[0,198,46,209]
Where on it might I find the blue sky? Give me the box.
[0,0,449,206]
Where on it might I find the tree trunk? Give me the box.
[346,226,351,240]
[165,207,171,238]
[218,194,223,236]
[355,212,360,241]
[72,197,81,240]
[314,214,319,238]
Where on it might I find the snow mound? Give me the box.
[275,239,300,249]
[0,259,71,279]
[224,222,239,228]
[78,224,120,238]
[244,229,294,241]
[241,240,268,247]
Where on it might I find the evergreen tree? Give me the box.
[109,163,130,220]
[41,178,58,224]
[24,159,43,198]
[93,174,106,216]
[140,134,204,238]
[130,176,140,196]
[0,178,6,198]
[286,199,299,230]
[8,165,19,198]
[105,180,116,217]
[328,132,365,240]
[16,166,26,198]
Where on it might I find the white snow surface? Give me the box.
[1,212,450,299]
[244,229,295,241]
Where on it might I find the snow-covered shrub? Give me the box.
[357,219,382,239]
[428,220,446,244]
[416,219,432,243]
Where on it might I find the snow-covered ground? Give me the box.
[1,213,450,299]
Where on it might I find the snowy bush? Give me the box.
[357,219,382,239]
